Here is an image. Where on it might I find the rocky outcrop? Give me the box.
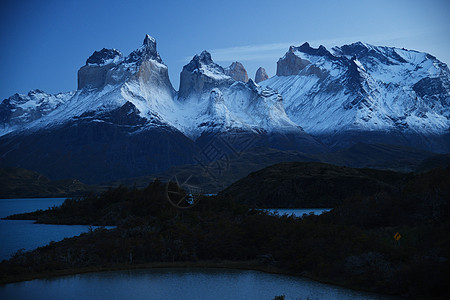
[276,45,312,76]
[178,51,234,99]
[86,48,122,66]
[77,34,174,95]
[224,62,248,82]
[125,34,162,65]
[255,67,269,83]
[77,49,123,89]
[127,36,175,99]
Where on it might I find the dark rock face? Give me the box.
[182,50,216,73]
[276,46,312,76]
[255,67,269,83]
[224,62,248,82]
[344,58,366,93]
[335,42,408,65]
[413,77,450,108]
[178,51,234,99]
[86,48,122,65]
[0,98,13,124]
[125,34,162,65]
[78,49,123,90]
[276,43,347,77]
[297,43,338,61]
[78,64,116,90]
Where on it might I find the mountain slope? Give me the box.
[0,36,325,183]
[261,42,450,152]
[0,89,74,136]
[0,37,448,184]
[176,50,326,152]
[0,35,196,183]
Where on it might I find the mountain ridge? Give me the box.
[0,35,448,183]
[261,41,450,152]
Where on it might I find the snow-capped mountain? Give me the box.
[0,35,324,183]
[176,51,310,137]
[175,50,325,152]
[260,42,450,152]
[0,89,74,136]
[0,35,449,183]
[0,35,193,183]
[21,34,178,132]
[0,37,318,143]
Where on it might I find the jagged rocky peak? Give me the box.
[78,47,125,89]
[143,34,156,47]
[125,34,162,64]
[78,34,170,90]
[183,50,219,72]
[333,41,410,66]
[224,61,248,82]
[276,45,312,76]
[276,43,345,77]
[297,43,334,58]
[262,41,450,152]
[255,67,269,83]
[0,89,74,133]
[178,50,234,99]
[86,48,123,66]
[333,41,369,57]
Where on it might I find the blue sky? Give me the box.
[1,0,449,100]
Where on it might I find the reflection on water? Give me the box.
[0,268,400,300]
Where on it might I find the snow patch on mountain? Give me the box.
[0,89,75,136]
[262,42,450,138]
[175,51,303,138]
[1,37,448,153]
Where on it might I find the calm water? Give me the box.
[0,268,400,300]
[0,198,112,261]
[0,200,398,299]
[266,208,332,217]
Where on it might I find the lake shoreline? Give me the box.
[0,259,401,298]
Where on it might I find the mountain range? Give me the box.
[0,34,449,183]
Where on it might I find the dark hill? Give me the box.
[219,162,407,208]
[415,153,450,173]
[103,144,432,194]
[0,167,93,198]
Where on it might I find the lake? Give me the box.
[0,199,399,299]
[0,198,111,261]
[0,268,400,300]
[266,208,332,217]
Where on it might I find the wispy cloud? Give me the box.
[180,31,424,63]
[181,42,294,63]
